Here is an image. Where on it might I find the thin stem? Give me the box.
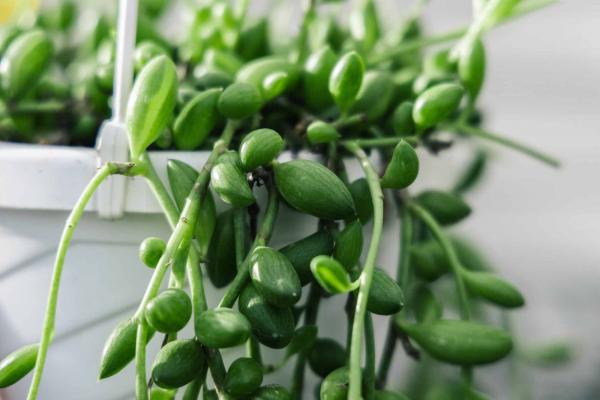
[234,208,249,268]
[343,137,417,148]
[205,348,233,400]
[408,202,470,319]
[376,204,413,388]
[451,123,560,167]
[364,314,376,400]
[218,185,279,308]
[2,100,66,117]
[369,0,558,65]
[296,0,317,62]
[409,202,476,385]
[182,365,208,400]
[134,120,239,400]
[332,113,367,130]
[369,28,465,64]
[247,337,263,364]
[343,142,385,400]
[291,283,321,399]
[27,162,133,400]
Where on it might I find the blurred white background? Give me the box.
[1,0,599,399]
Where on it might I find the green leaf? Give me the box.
[390,101,416,137]
[206,210,237,288]
[224,357,264,396]
[308,338,347,378]
[138,237,165,269]
[173,88,222,150]
[348,178,373,225]
[211,160,256,207]
[196,308,251,349]
[126,55,178,160]
[328,51,365,112]
[236,56,299,98]
[151,339,205,389]
[452,150,488,194]
[351,70,394,121]
[250,246,302,307]
[310,255,358,294]
[279,230,335,285]
[367,268,405,315]
[333,219,363,270]
[303,47,337,111]
[416,190,471,226]
[523,341,574,367]
[380,140,419,189]
[239,285,295,349]
[458,39,486,101]
[0,30,53,101]
[320,367,350,400]
[217,81,263,119]
[99,318,143,379]
[412,83,464,129]
[144,288,192,333]
[462,270,525,308]
[306,120,339,145]
[239,128,284,171]
[274,160,356,220]
[399,319,513,365]
[0,343,39,388]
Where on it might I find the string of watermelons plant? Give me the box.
[0,0,568,399]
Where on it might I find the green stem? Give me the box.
[247,337,263,364]
[408,202,470,319]
[140,155,209,316]
[291,283,321,399]
[296,0,317,62]
[370,28,465,64]
[343,142,385,400]
[27,162,135,400]
[135,185,200,400]
[218,185,279,308]
[451,123,560,167]
[376,204,413,388]
[182,365,208,400]
[2,100,66,117]
[205,348,233,400]
[133,120,239,400]
[343,136,417,148]
[364,313,376,400]
[408,202,475,385]
[234,208,249,268]
[332,113,366,130]
[370,0,557,65]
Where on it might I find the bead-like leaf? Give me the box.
[274,160,356,220]
[328,51,365,112]
[399,320,513,365]
[0,343,39,388]
[310,255,358,294]
[126,55,177,160]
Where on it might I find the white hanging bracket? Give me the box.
[95,0,139,219]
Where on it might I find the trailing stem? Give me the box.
[376,203,413,388]
[27,162,136,400]
[133,120,239,400]
[218,182,279,309]
[343,142,385,400]
[407,201,474,387]
[450,123,560,167]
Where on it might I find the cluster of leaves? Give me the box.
[0,1,569,400]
